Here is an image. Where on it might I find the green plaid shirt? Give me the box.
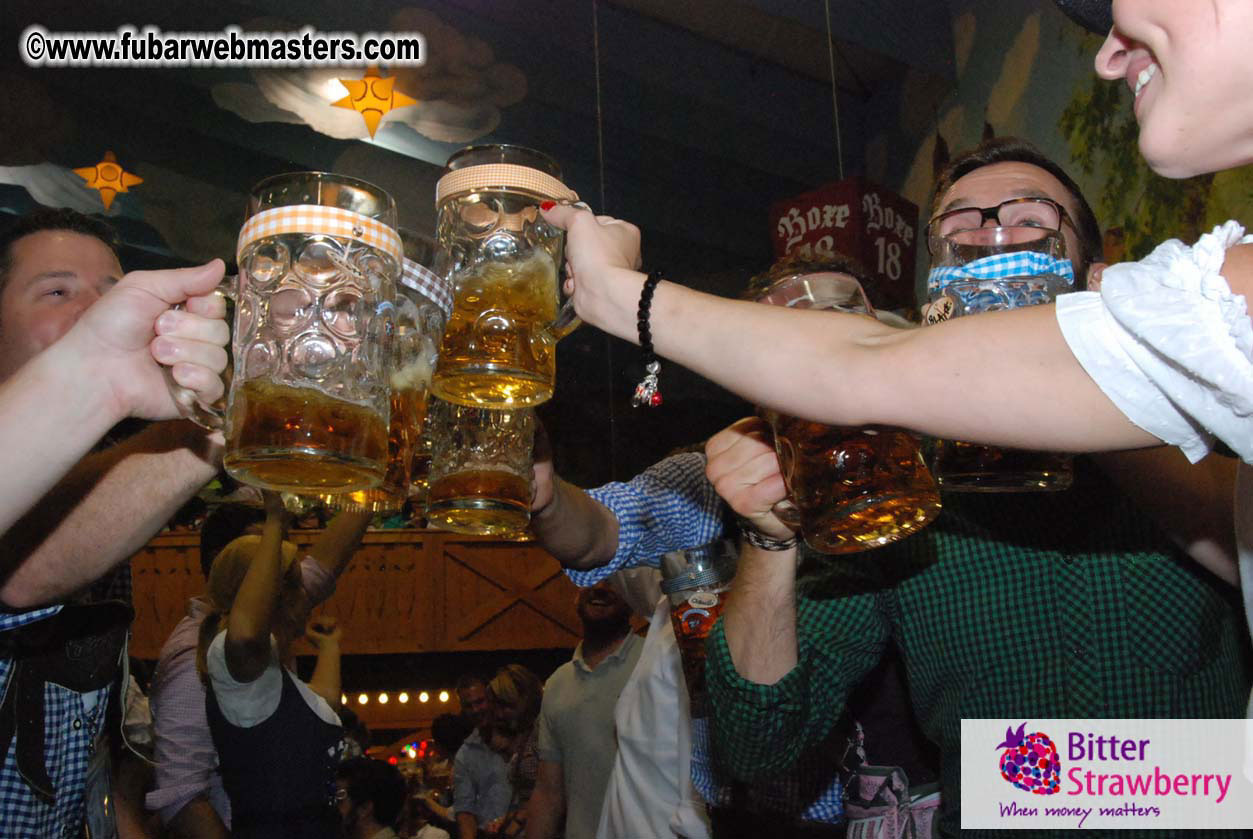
[706,460,1251,838]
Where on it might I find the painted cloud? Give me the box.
[212,8,526,147]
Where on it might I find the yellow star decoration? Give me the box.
[332,66,418,138]
[73,151,143,211]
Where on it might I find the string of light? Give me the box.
[339,689,452,706]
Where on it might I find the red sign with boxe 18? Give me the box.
[769,177,919,311]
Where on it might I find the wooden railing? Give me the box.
[129,529,581,660]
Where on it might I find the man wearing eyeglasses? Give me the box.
[704,137,1251,838]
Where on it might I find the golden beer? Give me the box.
[432,251,560,408]
[763,412,942,554]
[225,380,388,492]
[320,378,429,514]
[931,441,1073,492]
[427,468,532,536]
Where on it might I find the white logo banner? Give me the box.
[961,719,1253,830]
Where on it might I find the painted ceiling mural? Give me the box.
[212,9,527,152]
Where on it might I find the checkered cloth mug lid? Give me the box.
[927,250,1076,294]
[435,163,578,206]
[402,258,453,319]
[236,204,404,268]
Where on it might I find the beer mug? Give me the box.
[753,270,941,554]
[923,227,1075,491]
[220,172,402,493]
[425,397,535,536]
[430,144,580,409]
[320,259,452,514]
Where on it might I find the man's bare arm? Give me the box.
[705,418,802,684]
[530,476,620,570]
[723,542,801,684]
[0,419,221,608]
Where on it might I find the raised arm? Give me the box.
[530,474,621,570]
[223,493,287,683]
[704,417,800,684]
[304,617,343,708]
[307,510,373,579]
[543,205,1158,454]
[703,417,891,781]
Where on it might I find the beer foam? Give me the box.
[391,354,434,391]
[469,249,557,288]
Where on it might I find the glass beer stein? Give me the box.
[753,270,941,554]
[430,145,580,409]
[221,172,402,493]
[320,259,451,514]
[425,398,536,536]
[923,226,1075,492]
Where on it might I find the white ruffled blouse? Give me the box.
[1055,221,1253,721]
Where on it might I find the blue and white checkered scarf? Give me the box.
[927,250,1076,294]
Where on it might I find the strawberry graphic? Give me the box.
[996,722,1061,795]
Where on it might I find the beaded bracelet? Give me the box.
[632,270,664,408]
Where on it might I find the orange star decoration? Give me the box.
[332,66,418,138]
[73,151,143,211]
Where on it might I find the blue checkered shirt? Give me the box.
[0,567,130,838]
[565,452,844,825]
[566,452,724,588]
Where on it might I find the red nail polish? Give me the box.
[540,200,555,211]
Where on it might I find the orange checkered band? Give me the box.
[435,163,578,206]
[402,258,453,318]
[236,205,404,267]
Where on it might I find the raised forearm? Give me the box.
[308,510,372,577]
[307,641,342,707]
[0,419,220,607]
[722,544,799,685]
[224,515,284,678]
[530,476,620,570]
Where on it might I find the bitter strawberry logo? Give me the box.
[996,722,1061,795]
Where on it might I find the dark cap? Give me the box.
[1055,0,1112,35]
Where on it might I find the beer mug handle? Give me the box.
[549,298,581,340]
[163,278,235,431]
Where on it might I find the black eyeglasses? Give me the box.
[926,197,1072,252]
